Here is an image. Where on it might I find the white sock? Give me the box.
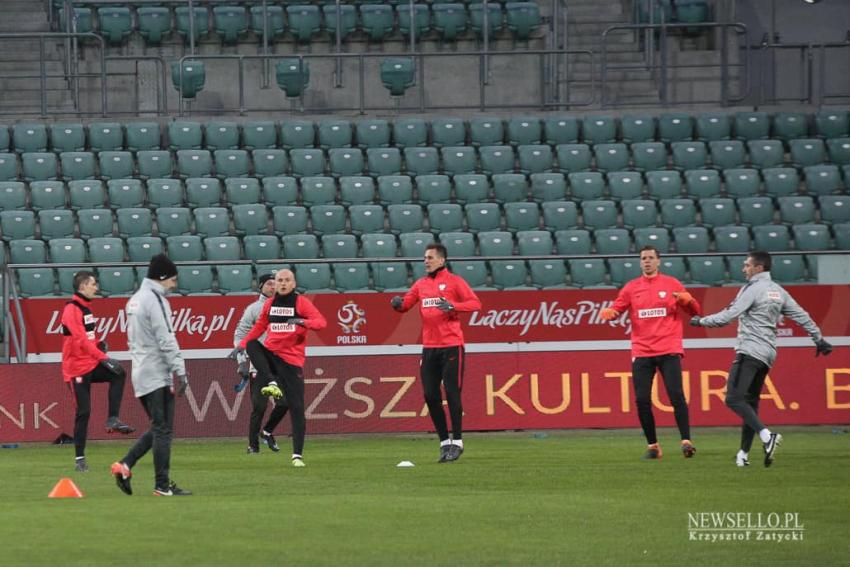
[292,454,302,460]
[759,428,772,443]
[737,450,748,460]
[75,456,85,461]
[262,430,271,436]
[440,439,452,447]
[453,439,464,449]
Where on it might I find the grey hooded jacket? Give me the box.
[232,293,268,364]
[698,271,823,367]
[126,278,187,397]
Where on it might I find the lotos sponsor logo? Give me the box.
[46,307,237,343]
[468,300,631,336]
[638,308,667,319]
[422,297,443,308]
[270,322,297,333]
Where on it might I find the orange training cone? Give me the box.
[48,477,84,498]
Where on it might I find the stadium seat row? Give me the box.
[57,2,542,46]
[3,111,848,154]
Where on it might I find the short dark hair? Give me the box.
[749,250,772,271]
[73,270,96,292]
[426,243,448,259]
[639,245,660,259]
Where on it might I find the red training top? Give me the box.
[60,294,107,382]
[610,273,701,357]
[397,267,482,348]
[240,293,327,367]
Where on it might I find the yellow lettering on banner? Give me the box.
[379,376,418,418]
[701,370,728,411]
[485,374,525,415]
[581,372,610,414]
[760,375,786,410]
[530,373,570,414]
[826,369,850,409]
[604,372,631,412]
[343,377,374,418]
[305,378,338,419]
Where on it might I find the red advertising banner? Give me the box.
[10,285,850,356]
[2,348,849,443]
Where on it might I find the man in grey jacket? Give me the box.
[111,254,191,496]
[690,251,833,468]
[233,272,286,453]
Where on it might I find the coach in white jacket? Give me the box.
[110,254,191,497]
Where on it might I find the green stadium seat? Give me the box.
[400,232,433,259]
[762,167,800,198]
[747,140,784,169]
[286,5,322,43]
[454,174,489,205]
[367,148,402,177]
[77,208,114,239]
[506,2,541,41]
[427,203,464,234]
[404,147,439,177]
[137,6,172,45]
[176,150,213,178]
[492,173,528,203]
[273,206,308,236]
[12,123,48,153]
[205,121,240,151]
[99,151,134,180]
[530,172,567,202]
[826,138,850,166]
[240,121,277,151]
[517,230,553,256]
[699,197,736,228]
[580,199,617,230]
[18,268,55,296]
[60,152,95,181]
[397,4,431,40]
[155,207,192,238]
[9,239,45,264]
[544,115,580,146]
[723,168,761,198]
[318,120,353,150]
[646,170,684,200]
[568,172,605,201]
[88,122,123,153]
[388,204,425,234]
[279,120,314,150]
[349,205,386,235]
[0,181,25,211]
[137,151,172,179]
[773,112,809,141]
[819,196,850,225]
[734,111,770,141]
[793,223,830,251]
[815,110,849,138]
[633,227,670,252]
[431,118,466,148]
[621,199,658,230]
[29,180,66,211]
[355,119,391,149]
[213,5,247,44]
[50,123,85,153]
[631,142,668,172]
[671,141,707,170]
[301,176,336,207]
[334,263,372,292]
[660,198,697,228]
[175,6,210,44]
[340,177,376,207]
[688,257,726,286]
[529,259,568,288]
[322,234,358,259]
[361,233,398,258]
[177,266,215,295]
[752,225,791,251]
[594,143,630,173]
[126,122,161,152]
[771,255,807,284]
[392,118,428,149]
[432,3,468,41]
[478,231,514,257]
[441,146,477,177]
[296,264,335,293]
[0,126,7,152]
[804,165,844,196]
[263,177,297,207]
[38,209,75,240]
[555,229,592,254]
[377,175,414,206]
[22,152,58,181]
[440,232,476,257]
[696,113,731,142]
[469,2,503,38]
[738,196,775,227]
[469,118,504,148]
[491,260,530,289]
[127,236,164,262]
[778,196,816,225]
[568,259,609,288]
[117,208,153,238]
[47,239,84,293]
[68,180,106,210]
[709,140,746,170]
[107,179,144,209]
[252,149,288,179]
[788,138,826,169]
[504,202,540,233]
[88,237,125,263]
[214,150,249,179]
[359,4,393,41]
[244,234,281,261]
[507,117,543,147]
[371,260,408,291]
[290,149,326,178]
[232,203,268,236]
[310,204,346,236]
[595,228,631,254]
[684,168,721,199]
[542,201,578,232]
[582,116,617,145]
[249,5,285,40]
[328,148,364,178]
[0,153,17,181]
[608,258,642,287]
[204,236,241,261]
[185,178,221,208]
[660,256,687,281]
[658,113,694,143]
[283,234,320,259]
[98,6,132,45]
[193,207,230,238]
[217,264,254,294]
[465,203,501,234]
[672,226,709,253]
[515,145,553,176]
[607,171,644,202]
[834,223,850,250]
[556,143,592,173]
[713,226,751,253]
[620,115,656,144]
[168,121,203,151]
[58,6,93,34]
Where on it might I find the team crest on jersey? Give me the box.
[658,291,667,298]
[438,283,447,291]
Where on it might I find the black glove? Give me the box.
[97,340,108,353]
[237,359,250,377]
[289,318,305,327]
[234,376,249,393]
[436,298,454,312]
[815,338,833,357]
[390,296,403,310]
[227,346,245,360]
[175,374,189,397]
[102,357,124,376]
[689,316,702,327]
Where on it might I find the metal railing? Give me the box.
[752,42,850,108]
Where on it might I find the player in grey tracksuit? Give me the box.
[110,254,192,496]
[690,251,833,467]
[233,272,287,453]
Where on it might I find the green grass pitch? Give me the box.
[1,427,848,566]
